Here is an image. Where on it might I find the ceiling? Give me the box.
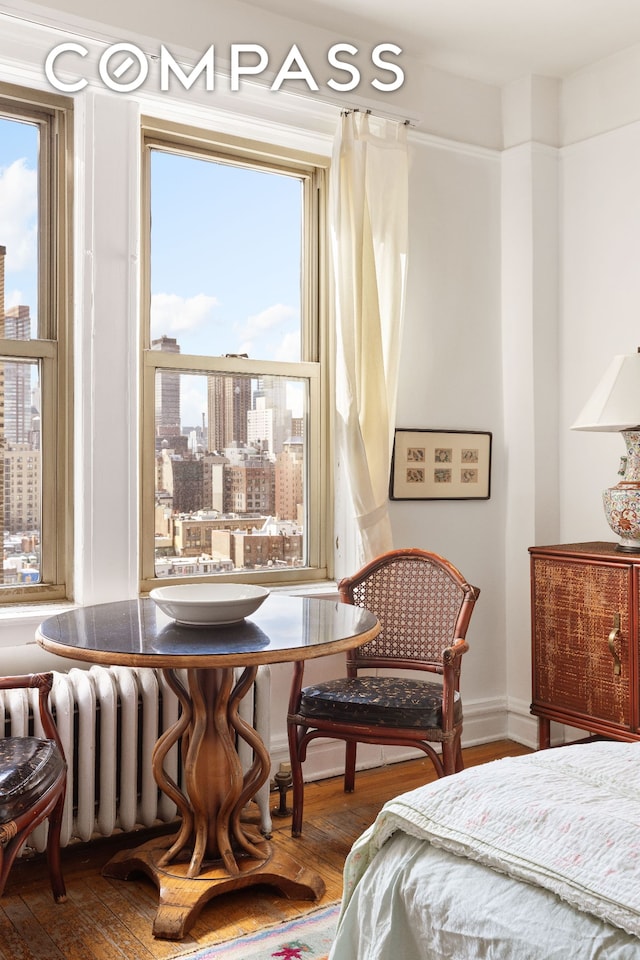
[244,0,640,86]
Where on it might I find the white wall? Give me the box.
[561,121,640,544]
[559,46,640,548]
[5,0,640,779]
[499,76,563,745]
[392,136,506,744]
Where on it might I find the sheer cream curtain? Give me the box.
[331,110,409,566]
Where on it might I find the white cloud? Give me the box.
[150,292,219,338]
[237,303,299,357]
[5,289,25,309]
[240,303,297,340]
[275,329,301,362]
[0,159,37,273]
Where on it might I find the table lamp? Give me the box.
[572,349,640,552]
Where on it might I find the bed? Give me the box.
[329,740,640,959]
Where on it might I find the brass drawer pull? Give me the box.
[608,613,622,676]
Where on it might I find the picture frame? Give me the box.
[390,429,492,501]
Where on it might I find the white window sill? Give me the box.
[271,581,339,598]
[0,600,78,625]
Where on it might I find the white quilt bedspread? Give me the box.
[340,741,640,938]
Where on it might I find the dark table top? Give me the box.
[36,593,380,669]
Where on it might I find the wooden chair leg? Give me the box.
[47,792,67,903]
[0,846,13,898]
[0,830,24,898]
[442,739,457,776]
[344,741,357,792]
[288,723,305,838]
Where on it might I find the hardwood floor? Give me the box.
[1,740,529,959]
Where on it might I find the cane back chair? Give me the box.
[287,548,480,837]
[0,673,67,901]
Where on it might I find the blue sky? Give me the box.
[0,117,39,330]
[0,116,304,423]
[150,150,302,364]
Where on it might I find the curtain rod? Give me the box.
[341,107,416,128]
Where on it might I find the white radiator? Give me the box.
[0,664,272,852]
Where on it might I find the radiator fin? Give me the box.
[0,664,272,852]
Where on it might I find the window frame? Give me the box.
[0,83,73,604]
[139,118,330,592]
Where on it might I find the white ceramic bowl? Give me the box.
[149,583,270,626]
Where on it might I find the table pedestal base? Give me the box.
[103,836,326,940]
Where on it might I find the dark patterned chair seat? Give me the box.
[299,676,462,729]
[0,673,67,903]
[0,737,66,822]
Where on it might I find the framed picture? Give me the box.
[390,429,492,500]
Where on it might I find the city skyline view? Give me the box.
[0,118,304,423]
[0,118,38,332]
[150,147,304,426]
[149,147,309,575]
[0,111,309,581]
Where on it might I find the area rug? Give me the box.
[182,901,340,960]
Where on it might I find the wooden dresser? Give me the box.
[529,541,640,748]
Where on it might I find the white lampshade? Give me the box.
[571,351,640,432]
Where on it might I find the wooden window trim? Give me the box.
[139,119,330,593]
[0,85,73,603]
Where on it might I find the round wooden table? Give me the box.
[37,593,379,939]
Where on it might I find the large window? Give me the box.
[140,120,328,590]
[0,85,72,602]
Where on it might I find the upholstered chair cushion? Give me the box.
[298,676,462,729]
[0,737,65,822]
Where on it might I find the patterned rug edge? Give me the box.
[177,901,341,960]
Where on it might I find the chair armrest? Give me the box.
[442,638,469,665]
[0,673,54,693]
[0,673,63,753]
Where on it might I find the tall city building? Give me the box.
[254,376,288,413]
[171,458,206,514]
[207,374,251,453]
[4,305,33,444]
[0,248,6,581]
[248,394,292,456]
[152,335,181,441]
[164,453,228,515]
[4,445,40,533]
[275,437,304,522]
[0,255,41,570]
[224,456,275,515]
[251,375,294,455]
